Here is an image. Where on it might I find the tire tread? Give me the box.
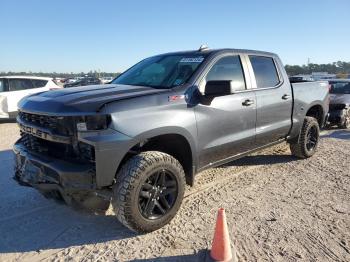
[290,116,319,159]
[112,151,185,233]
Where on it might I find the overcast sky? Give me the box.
[1,0,349,73]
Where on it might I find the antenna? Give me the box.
[198,44,209,51]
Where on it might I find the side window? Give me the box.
[249,56,280,88]
[206,56,246,91]
[32,79,48,88]
[9,79,34,91]
[0,79,8,92]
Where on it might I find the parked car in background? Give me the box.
[327,79,350,128]
[0,76,61,119]
[62,78,78,84]
[100,76,114,84]
[289,75,314,83]
[53,77,64,83]
[64,76,102,88]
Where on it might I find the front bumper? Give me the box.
[13,142,110,210]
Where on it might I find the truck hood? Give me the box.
[18,84,169,115]
[330,93,350,106]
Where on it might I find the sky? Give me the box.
[0,0,349,73]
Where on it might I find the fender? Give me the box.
[124,126,198,172]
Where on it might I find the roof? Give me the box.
[157,48,277,57]
[0,76,53,80]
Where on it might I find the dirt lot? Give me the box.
[0,122,349,262]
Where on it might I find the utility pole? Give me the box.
[307,58,311,74]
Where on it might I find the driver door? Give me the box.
[194,54,257,168]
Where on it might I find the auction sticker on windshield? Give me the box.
[179,57,204,63]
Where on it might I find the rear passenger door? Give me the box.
[7,79,37,113]
[247,55,293,146]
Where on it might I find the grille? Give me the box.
[18,111,74,135]
[21,133,48,154]
[19,111,58,129]
[20,132,95,163]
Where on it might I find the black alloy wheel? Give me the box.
[138,169,178,220]
[290,116,320,158]
[112,151,186,233]
[306,125,318,152]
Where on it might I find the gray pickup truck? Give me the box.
[14,48,329,233]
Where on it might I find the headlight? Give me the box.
[76,114,111,131]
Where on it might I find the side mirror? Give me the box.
[204,80,232,97]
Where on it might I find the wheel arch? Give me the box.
[305,103,325,127]
[117,128,197,186]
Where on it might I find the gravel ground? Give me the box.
[0,122,349,261]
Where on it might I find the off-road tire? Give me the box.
[290,116,320,158]
[112,151,186,233]
[338,109,350,129]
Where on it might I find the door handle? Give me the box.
[282,94,291,100]
[242,99,254,106]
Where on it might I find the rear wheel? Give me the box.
[290,116,320,158]
[112,151,186,233]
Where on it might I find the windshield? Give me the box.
[112,54,207,88]
[330,81,350,94]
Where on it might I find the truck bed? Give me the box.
[289,81,329,138]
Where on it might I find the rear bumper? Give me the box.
[13,143,111,210]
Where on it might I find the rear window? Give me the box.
[9,79,34,91]
[32,79,48,88]
[249,56,280,88]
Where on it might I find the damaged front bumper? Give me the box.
[327,108,347,126]
[13,142,111,211]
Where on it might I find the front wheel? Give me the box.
[290,116,320,158]
[112,151,186,233]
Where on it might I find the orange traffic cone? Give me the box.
[210,208,238,262]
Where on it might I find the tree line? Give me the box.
[1,61,350,78]
[285,61,350,76]
[0,70,120,79]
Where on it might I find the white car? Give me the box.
[100,76,114,84]
[0,76,61,119]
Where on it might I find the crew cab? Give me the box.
[13,48,329,233]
